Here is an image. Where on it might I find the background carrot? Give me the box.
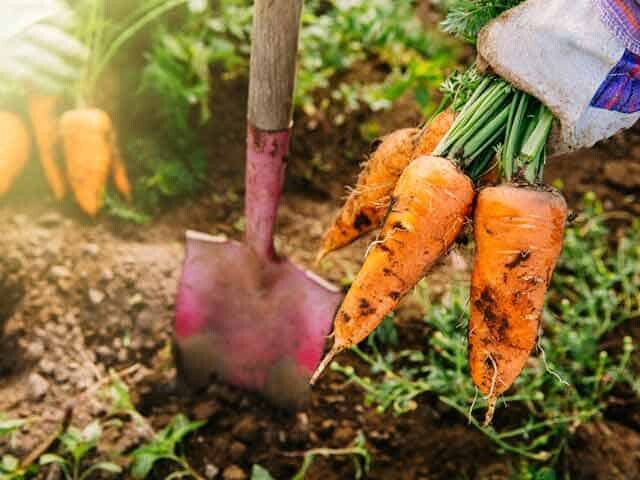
[468,184,567,421]
[316,110,455,262]
[28,95,67,200]
[0,112,31,197]
[60,108,114,216]
[311,155,474,383]
[110,132,132,201]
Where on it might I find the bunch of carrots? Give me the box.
[0,95,131,216]
[311,65,568,424]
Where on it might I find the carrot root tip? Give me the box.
[483,397,497,427]
[309,344,344,386]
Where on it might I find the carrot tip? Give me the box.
[309,344,344,386]
[482,396,497,427]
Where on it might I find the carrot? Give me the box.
[60,108,113,216]
[316,110,455,262]
[311,155,475,383]
[468,184,567,422]
[110,132,132,201]
[28,95,67,200]
[0,112,31,197]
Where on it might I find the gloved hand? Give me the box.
[477,0,640,156]
[0,0,87,94]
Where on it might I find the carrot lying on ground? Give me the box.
[316,110,455,262]
[28,95,67,200]
[311,155,474,383]
[60,108,113,216]
[0,112,31,197]
[469,184,567,423]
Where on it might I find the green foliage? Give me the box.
[40,421,122,480]
[1,454,34,480]
[130,414,205,479]
[291,431,370,480]
[440,0,522,43]
[333,194,640,471]
[250,465,275,480]
[298,0,457,116]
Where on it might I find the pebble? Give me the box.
[49,266,71,280]
[39,358,56,375]
[232,416,259,443]
[26,341,45,360]
[229,441,246,461]
[82,243,100,256]
[222,465,246,480]
[205,464,220,479]
[88,288,105,305]
[192,400,220,420]
[37,212,63,228]
[28,373,49,400]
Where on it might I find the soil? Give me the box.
[1,72,640,480]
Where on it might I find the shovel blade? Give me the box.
[174,231,342,408]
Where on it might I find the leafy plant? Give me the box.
[130,414,205,479]
[39,421,122,480]
[333,193,640,471]
[440,0,522,43]
[290,431,371,480]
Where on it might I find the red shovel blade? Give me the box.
[174,231,342,408]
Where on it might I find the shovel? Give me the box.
[173,0,342,409]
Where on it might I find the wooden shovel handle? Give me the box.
[248,0,303,131]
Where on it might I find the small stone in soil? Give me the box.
[49,266,71,280]
[205,464,220,479]
[82,243,100,256]
[37,212,63,228]
[192,400,220,420]
[229,441,246,461]
[28,372,49,400]
[222,465,246,480]
[88,288,105,305]
[232,416,259,443]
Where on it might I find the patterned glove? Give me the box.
[477,0,640,156]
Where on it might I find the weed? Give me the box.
[130,415,206,479]
[39,421,122,480]
[332,194,640,470]
[252,431,371,480]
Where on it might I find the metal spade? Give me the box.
[173,0,342,409]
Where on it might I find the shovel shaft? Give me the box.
[245,0,303,259]
[248,0,303,130]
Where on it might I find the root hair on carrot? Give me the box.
[537,335,569,387]
[468,388,480,425]
[483,396,497,427]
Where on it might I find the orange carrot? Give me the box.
[0,112,31,197]
[311,155,475,383]
[60,108,113,216]
[316,110,455,262]
[110,132,132,201]
[28,95,66,200]
[468,184,567,422]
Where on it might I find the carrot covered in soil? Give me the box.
[469,185,567,420]
[60,108,113,216]
[316,110,455,262]
[311,155,474,383]
[28,95,67,200]
[0,112,31,197]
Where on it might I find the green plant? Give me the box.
[0,417,34,480]
[130,415,205,479]
[39,421,122,480]
[440,0,522,43]
[333,193,639,471]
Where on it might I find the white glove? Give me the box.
[477,0,640,156]
[0,0,87,94]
